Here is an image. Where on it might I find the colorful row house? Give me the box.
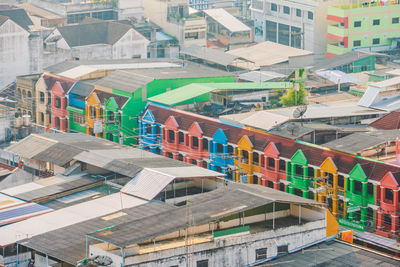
[35,73,76,131]
[139,104,400,241]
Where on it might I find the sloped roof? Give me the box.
[94,89,129,109]
[0,15,7,27]
[204,8,250,33]
[146,104,400,182]
[57,21,132,47]
[227,41,312,69]
[95,70,153,93]
[0,8,33,31]
[369,111,400,130]
[68,81,94,97]
[310,51,373,72]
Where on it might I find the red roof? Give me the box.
[146,104,400,182]
[369,111,400,130]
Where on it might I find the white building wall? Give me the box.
[250,0,336,55]
[123,219,326,267]
[112,29,149,59]
[0,20,30,89]
[118,0,144,20]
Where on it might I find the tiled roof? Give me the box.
[147,104,400,181]
[94,90,129,109]
[57,21,132,47]
[42,74,76,92]
[0,8,33,31]
[369,111,400,130]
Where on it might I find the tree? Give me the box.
[279,83,307,107]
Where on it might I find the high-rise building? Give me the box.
[251,0,337,55]
[326,1,400,57]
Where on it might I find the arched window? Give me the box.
[27,91,32,99]
[22,90,26,100]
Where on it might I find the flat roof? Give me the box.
[204,8,250,33]
[369,76,400,89]
[180,44,238,67]
[268,240,399,266]
[123,62,233,79]
[1,193,146,247]
[148,82,292,106]
[323,130,400,154]
[94,70,154,93]
[19,183,322,264]
[227,42,312,69]
[121,167,223,200]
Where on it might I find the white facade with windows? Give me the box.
[250,0,336,55]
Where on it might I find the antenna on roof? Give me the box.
[293,105,307,126]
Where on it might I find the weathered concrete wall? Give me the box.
[0,20,30,89]
[123,219,326,267]
[113,29,149,59]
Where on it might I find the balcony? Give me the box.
[327,25,348,37]
[327,44,348,55]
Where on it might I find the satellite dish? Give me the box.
[286,123,298,136]
[293,105,307,126]
[293,105,307,118]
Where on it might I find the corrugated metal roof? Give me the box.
[0,193,147,247]
[148,82,291,106]
[180,44,238,67]
[204,8,250,33]
[33,142,83,166]
[0,202,52,226]
[239,71,286,82]
[368,76,400,89]
[121,169,175,200]
[358,87,380,107]
[5,134,58,159]
[95,70,154,93]
[227,41,312,69]
[121,167,223,200]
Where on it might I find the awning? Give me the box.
[67,106,85,115]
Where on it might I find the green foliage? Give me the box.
[279,84,307,107]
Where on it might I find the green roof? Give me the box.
[148,82,292,106]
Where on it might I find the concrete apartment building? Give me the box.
[28,0,145,23]
[0,9,41,89]
[43,19,149,64]
[326,1,400,57]
[143,0,207,47]
[250,0,337,55]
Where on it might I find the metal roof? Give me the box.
[227,42,312,69]
[11,175,98,202]
[180,44,238,67]
[33,142,83,166]
[268,240,399,266]
[16,183,322,263]
[369,76,400,89]
[121,168,175,200]
[358,86,380,108]
[323,130,400,155]
[95,70,154,93]
[310,51,373,72]
[148,82,292,106]
[90,183,321,247]
[1,193,146,247]
[5,134,58,159]
[122,62,233,79]
[239,71,286,82]
[204,8,250,33]
[121,167,223,200]
[0,202,52,226]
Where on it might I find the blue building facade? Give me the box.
[138,109,162,154]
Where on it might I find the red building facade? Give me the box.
[50,79,75,132]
